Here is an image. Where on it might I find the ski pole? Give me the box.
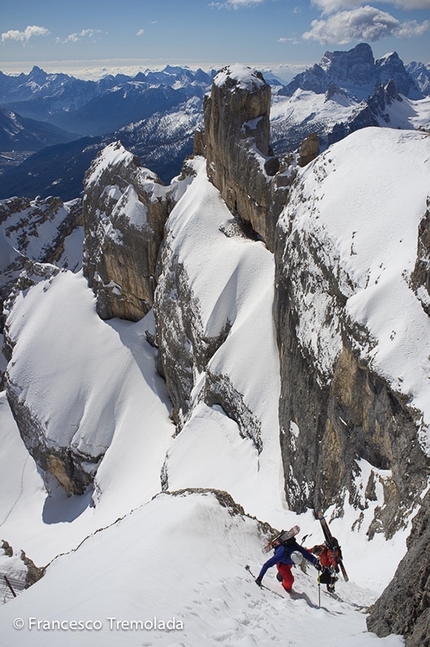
[318,574,321,608]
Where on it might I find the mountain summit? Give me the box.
[283,43,422,99]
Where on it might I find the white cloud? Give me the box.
[312,0,430,13]
[62,29,104,44]
[278,36,300,44]
[209,0,264,8]
[395,18,430,35]
[136,29,145,36]
[303,5,430,43]
[227,0,264,4]
[1,25,50,43]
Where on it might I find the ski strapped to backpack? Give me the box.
[317,512,349,582]
[262,525,300,553]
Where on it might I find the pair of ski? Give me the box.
[317,512,349,582]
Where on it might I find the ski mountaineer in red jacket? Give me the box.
[255,531,321,592]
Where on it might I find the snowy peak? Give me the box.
[406,60,430,95]
[320,42,375,87]
[375,51,421,99]
[284,43,422,100]
[213,64,267,92]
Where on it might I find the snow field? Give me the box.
[0,492,404,647]
[0,129,424,646]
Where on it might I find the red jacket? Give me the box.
[319,546,338,569]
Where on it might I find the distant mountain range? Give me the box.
[281,43,424,99]
[0,45,428,201]
[0,65,213,136]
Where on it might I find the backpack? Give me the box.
[263,525,300,553]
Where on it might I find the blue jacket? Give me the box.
[258,541,318,580]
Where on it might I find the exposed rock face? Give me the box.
[367,80,403,124]
[297,132,319,167]
[375,52,421,99]
[153,157,271,447]
[407,60,430,96]
[274,130,430,538]
[367,490,430,647]
[20,550,46,588]
[83,141,170,321]
[320,42,375,87]
[410,197,430,316]
[203,65,292,251]
[0,195,81,329]
[320,80,405,151]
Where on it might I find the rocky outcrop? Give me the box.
[20,550,46,588]
[203,65,293,251]
[82,141,170,321]
[367,80,403,123]
[367,490,430,647]
[0,195,81,329]
[297,132,319,167]
[410,197,430,316]
[6,371,97,496]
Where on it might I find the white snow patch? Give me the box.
[214,64,266,91]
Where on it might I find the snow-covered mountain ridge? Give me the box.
[283,43,423,100]
[0,62,429,647]
[1,43,429,202]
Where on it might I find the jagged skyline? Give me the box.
[1,0,429,79]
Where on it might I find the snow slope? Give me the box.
[2,270,174,564]
[0,130,423,646]
[158,158,286,524]
[270,88,430,158]
[0,491,404,647]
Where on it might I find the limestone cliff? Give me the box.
[274,129,430,537]
[82,141,170,321]
[367,489,430,647]
[203,65,293,252]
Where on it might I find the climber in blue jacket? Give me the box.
[256,537,321,592]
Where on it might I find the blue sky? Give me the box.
[1,0,429,78]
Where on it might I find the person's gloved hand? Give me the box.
[314,561,322,571]
[255,577,262,587]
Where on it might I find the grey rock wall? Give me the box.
[367,490,430,647]
[203,65,292,252]
[83,141,170,321]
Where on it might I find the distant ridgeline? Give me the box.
[0,43,428,200]
[1,46,430,646]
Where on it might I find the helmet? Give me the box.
[291,551,303,565]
